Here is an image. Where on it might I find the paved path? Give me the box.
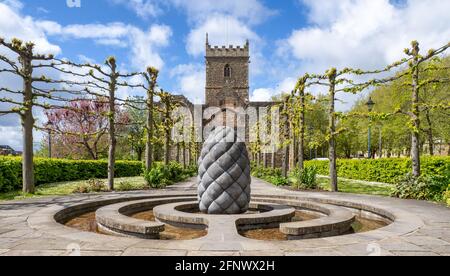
[0,177,449,256]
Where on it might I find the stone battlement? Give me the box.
[205,34,249,58]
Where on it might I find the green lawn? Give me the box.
[317,177,393,196]
[0,175,395,202]
[0,176,148,202]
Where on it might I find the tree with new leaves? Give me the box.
[402,41,450,176]
[155,90,181,166]
[291,74,311,171]
[0,38,60,193]
[280,95,291,178]
[123,96,146,161]
[142,67,159,171]
[50,56,142,190]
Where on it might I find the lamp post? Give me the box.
[366,97,375,159]
[308,126,313,160]
[46,121,53,159]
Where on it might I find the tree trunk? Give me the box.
[164,130,170,166]
[411,55,421,177]
[107,76,117,191]
[328,69,338,192]
[282,146,289,178]
[282,102,289,177]
[106,59,119,191]
[271,145,276,169]
[145,91,154,171]
[21,55,34,194]
[298,88,305,171]
[183,145,186,169]
[378,128,383,158]
[136,148,143,161]
[425,110,434,156]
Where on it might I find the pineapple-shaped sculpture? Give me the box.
[198,126,251,214]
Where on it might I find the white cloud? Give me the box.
[109,0,162,19]
[58,23,171,69]
[0,0,22,11]
[169,0,276,26]
[0,2,61,55]
[170,63,205,104]
[109,0,276,25]
[251,78,298,102]
[0,1,171,149]
[283,0,450,72]
[251,88,273,102]
[126,25,172,69]
[187,15,260,57]
[0,125,22,150]
[275,0,450,110]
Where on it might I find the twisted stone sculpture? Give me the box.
[198,127,251,214]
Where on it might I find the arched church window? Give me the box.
[224,64,231,78]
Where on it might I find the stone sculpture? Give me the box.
[198,126,251,214]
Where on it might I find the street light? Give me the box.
[45,121,53,159]
[366,97,375,158]
[308,126,313,160]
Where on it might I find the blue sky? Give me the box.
[0,0,449,150]
[13,0,312,101]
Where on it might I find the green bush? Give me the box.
[391,174,448,202]
[444,185,450,206]
[251,164,289,186]
[73,179,108,194]
[305,157,450,184]
[144,162,198,189]
[0,157,143,193]
[291,166,318,190]
[0,158,20,192]
[115,180,147,192]
[268,176,290,186]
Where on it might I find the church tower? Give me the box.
[205,34,250,108]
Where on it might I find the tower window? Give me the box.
[224,64,231,78]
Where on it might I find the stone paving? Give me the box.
[0,177,449,256]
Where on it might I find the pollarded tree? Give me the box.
[120,96,146,161]
[280,95,291,178]
[403,41,450,176]
[50,56,143,190]
[142,67,159,171]
[155,90,181,166]
[0,38,60,193]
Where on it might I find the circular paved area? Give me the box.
[0,177,449,256]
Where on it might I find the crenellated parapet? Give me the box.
[205,34,249,58]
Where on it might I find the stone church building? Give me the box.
[170,35,285,167]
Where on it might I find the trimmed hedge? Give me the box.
[144,162,198,189]
[0,157,143,192]
[305,157,450,184]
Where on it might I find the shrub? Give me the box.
[0,158,20,192]
[269,176,290,186]
[251,164,289,186]
[444,185,450,206]
[115,181,147,192]
[144,162,198,189]
[145,163,172,188]
[305,157,450,184]
[291,166,318,190]
[391,174,448,202]
[0,157,143,193]
[73,179,107,194]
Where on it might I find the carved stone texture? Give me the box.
[198,126,251,214]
